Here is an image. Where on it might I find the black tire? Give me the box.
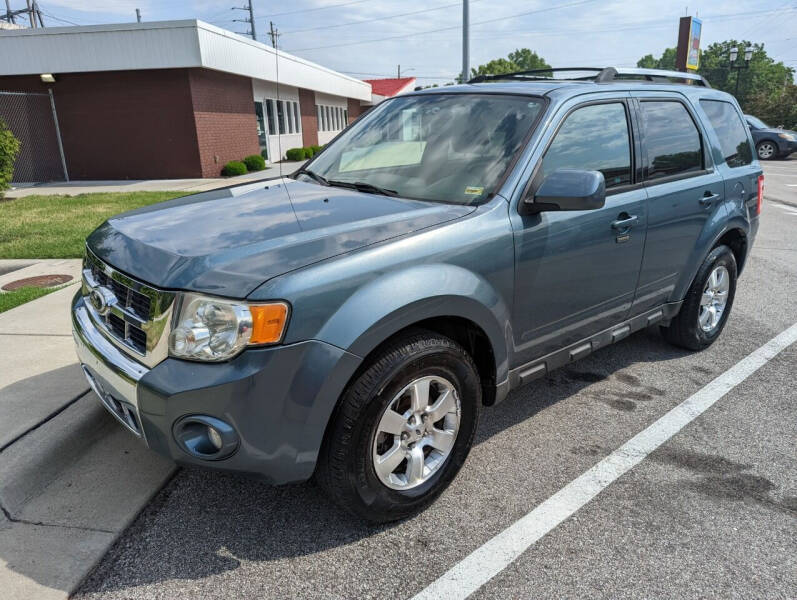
[756,141,778,160]
[315,330,481,523]
[662,245,737,351]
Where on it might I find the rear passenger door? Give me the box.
[629,92,724,314]
[698,99,760,221]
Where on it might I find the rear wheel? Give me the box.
[315,331,480,523]
[756,141,778,160]
[661,245,737,351]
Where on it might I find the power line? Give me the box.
[264,0,373,19]
[288,0,601,52]
[281,0,482,35]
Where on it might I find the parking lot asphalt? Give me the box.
[76,163,796,599]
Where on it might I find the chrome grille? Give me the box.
[82,248,176,368]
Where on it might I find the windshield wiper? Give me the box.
[294,168,329,186]
[327,179,398,197]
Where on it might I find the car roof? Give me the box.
[409,80,734,101]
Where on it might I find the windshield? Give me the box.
[746,115,769,129]
[299,93,544,204]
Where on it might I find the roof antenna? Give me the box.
[272,21,284,181]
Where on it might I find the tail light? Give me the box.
[756,174,764,215]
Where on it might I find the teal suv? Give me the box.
[72,67,762,522]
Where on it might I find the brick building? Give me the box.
[0,20,374,179]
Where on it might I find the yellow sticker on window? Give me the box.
[464,186,484,195]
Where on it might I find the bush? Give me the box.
[302,147,314,159]
[221,160,247,177]
[285,147,306,161]
[0,118,20,198]
[243,154,266,171]
[311,145,323,155]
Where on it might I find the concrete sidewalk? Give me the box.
[0,275,175,599]
[5,161,305,198]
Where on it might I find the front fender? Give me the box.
[316,263,511,386]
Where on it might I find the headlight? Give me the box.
[778,133,796,141]
[169,293,289,361]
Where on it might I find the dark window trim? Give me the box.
[635,96,714,186]
[523,97,637,203]
[699,98,754,169]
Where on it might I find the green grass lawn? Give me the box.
[0,192,186,258]
[0,285,64,313]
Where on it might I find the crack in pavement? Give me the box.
[1,502,115,534]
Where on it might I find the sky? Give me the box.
[9,0,797,84]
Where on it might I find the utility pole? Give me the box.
[397,65,400,78]
[2,0,42,26]
[135,8,141,22]
[232,0,256,41]
[461,0,469,83]
[3,0,15,24]
[268,20,280,49]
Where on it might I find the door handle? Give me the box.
[611,215,638,231]
[700,192,720,207]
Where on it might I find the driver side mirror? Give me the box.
[523,169,606,214]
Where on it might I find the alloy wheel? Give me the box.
[698,265,730,332]
[757,142,776,159]
[372,375,460,490]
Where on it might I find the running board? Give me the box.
[508,302,682,390]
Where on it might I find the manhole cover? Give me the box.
[2,274,74,291]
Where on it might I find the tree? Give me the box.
[636,47,676,70]
[471,48,551,78]
[0,118,20,198]
[636,41,795,128]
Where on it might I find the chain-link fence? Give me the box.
[0,90,68,183]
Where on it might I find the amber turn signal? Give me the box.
[249,303,289,345]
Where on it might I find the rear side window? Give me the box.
[700,100,753,168]
[541,102,632,189]
[639,101,703,180]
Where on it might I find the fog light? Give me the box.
[207,425,223,450]
[172,415,239,460]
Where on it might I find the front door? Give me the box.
[511,99,647,364]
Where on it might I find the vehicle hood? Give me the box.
[87,178,474,297]
[755,127,797,136]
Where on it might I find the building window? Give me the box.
[293,102,301,133]
[266,100,276,135]
[344,109,348,125]
[277,100,286,134]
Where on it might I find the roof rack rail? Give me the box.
[468,67,604,84]
[468,66,711,88]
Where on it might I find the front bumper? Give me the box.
[72,292,362,484]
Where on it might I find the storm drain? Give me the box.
[1,273,73,291]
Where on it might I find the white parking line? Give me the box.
[411,322,797,600]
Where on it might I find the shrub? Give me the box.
[221,160,247,177]
[302,146,314,159]
[0,118,20,198]
[243,154,266,172]
[260,149,268,159]
[285,147,306,161]
[311,145,322,155]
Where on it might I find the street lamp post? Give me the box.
[729,46,753,101]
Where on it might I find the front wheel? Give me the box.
[757,141,778,160]
[661,245,737,351]
[315,331,480,523]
